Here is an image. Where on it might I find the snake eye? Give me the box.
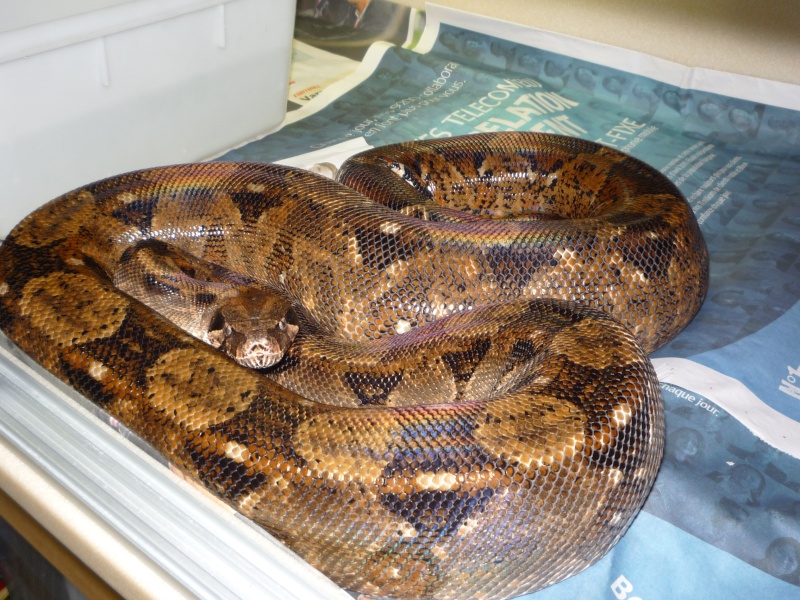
[209,310,225,334]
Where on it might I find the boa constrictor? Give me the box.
[0,133,708,599]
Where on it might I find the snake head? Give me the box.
[206,289,299,370]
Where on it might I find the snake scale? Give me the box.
[0,133,708,599]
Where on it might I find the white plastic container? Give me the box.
[0,0,295,236]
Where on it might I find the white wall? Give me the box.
[402,0,800,85]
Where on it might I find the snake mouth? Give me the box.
[209,326,288,369]
[234,343,285,369]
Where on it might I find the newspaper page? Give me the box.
[220,5,800,598]
[288,40,360,107]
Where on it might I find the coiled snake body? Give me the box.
[0,133,708,599]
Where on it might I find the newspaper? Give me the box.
[220,5,800,598]
[288,40,359,107]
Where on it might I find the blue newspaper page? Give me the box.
[220,6,800,598]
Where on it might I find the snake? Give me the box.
[0,133,708,599]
